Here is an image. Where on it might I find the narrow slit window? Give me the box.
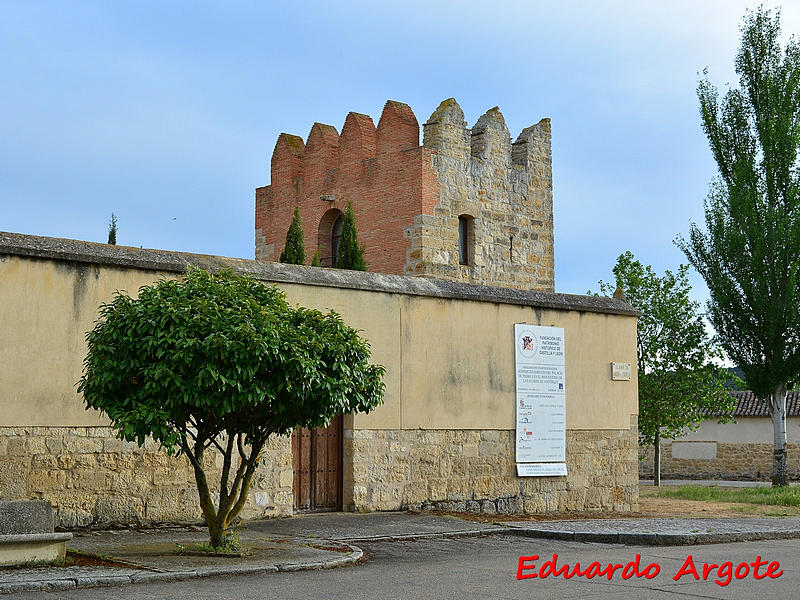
[458,215,471,266]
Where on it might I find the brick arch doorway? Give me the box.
[318,208,343,267]
[291,416,343,512]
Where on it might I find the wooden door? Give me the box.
[291,415,342,511]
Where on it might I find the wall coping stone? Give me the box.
[0,533,73,544]
[0,231,638,316]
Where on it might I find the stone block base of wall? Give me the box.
[0,419,639,527]
[343,416,639,514]
[0,427,293,529]
[639,441,800,481]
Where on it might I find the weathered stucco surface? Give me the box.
[0,234,637,432]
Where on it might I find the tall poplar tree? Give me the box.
[280,207,305,265]
[336,201,367,271]
[679,8,800,486]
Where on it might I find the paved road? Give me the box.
[17,534,800,599]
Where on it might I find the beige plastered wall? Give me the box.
[0,255,638,433]
[0,257,178,427]
[640,418,800,481]
[676,417,800,443]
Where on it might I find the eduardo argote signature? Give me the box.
[517,553,783,587]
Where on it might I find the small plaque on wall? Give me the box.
[611,362,631,381]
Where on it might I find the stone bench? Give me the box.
[0,500,72,565]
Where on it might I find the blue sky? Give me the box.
[2,0,797,300]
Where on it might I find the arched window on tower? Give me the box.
[318,208,344,267]
[458,215,474,266]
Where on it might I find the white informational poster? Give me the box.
[514,324,567,475]
[516,463,567,477]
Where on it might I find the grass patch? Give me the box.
[654,485,800,507]
[64,550,143,570]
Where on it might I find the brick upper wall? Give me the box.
[255,101,438,275]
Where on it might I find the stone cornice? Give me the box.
[0,231,638,317]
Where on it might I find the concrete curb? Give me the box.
[339,526,508,543]
[503,526,800,546]
[0,545,363,595]
[329,522,800,548]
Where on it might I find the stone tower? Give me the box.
[255,98,554,291]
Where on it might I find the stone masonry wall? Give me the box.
[639,441,800,481]
[404,99,554,291]
[343,417,638,514]
[0,422,638,525]
[0,427,293,529]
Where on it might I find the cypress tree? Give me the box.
[310,250,322,267]
[336,201,366,271]
[279,207,306,265]
[107,213,118,245]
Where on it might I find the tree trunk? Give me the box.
[770,382,788,487]
[654,429,661,486]
[208,516,226,549]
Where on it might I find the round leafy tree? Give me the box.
[595,252,734,485]
[78,268,385,548]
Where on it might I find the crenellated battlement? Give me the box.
[339,112,376,174]
[265,99,549,201]
[264,100,424,203]
[376,100,419,155]
[469,106,511,162]
[423,98,550,175]
[270,133,305,194]
[256,100,434,273]
[512,119,551,168]
[256,98,554,291]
